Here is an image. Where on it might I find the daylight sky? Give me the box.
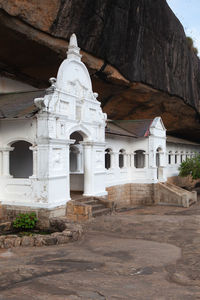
[167,0,200,53]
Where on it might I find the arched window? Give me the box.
[105,148,112,170]
[134,150,145,168]
[10,141,33,178]
[119,149,125,168]
[70,131,83,144]
[168,151,172,165]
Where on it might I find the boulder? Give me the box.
[0,0,200,141]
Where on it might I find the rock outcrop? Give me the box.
[0,0,200,141]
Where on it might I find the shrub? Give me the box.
[186,36,199,55]
[179,154,200,180]
[13,212,38,230]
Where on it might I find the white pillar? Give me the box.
[82,142,93,196]
[114,151,120,169]
[68,139,76,200]
[2,147,13,177]
[131,153,135,168]
[66,143,71,200]
[127,153,131,168]
[77,150,81,172]
[150,149,156,167]
[124,153,127,168]
[0,151,2,176]
[110,151,115,169]
[145,153,149,168]
[30,146,37,178]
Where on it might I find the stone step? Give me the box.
[83,200,99,205]
[72,196,111,218]
[92,208,111,217]
[158,202,182,207]
[91,204,105,211]
[165,183,190,195]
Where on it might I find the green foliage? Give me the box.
[193,47,198,55]
[13,212,38,230]
[179,154,200,180]
[186,36,194,48]
[186,36,199,55]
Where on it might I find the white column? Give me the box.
[171,152,175,165]
[131,153,135,168]
[145,153,148,168]
[30,146,37,178]
[67,139,76,200]
[127,153,131,168]
[2,148,13,177]
[150,149,156,167]
[77,150,81,172]
[110,151,115,169]
[82,142,93,196]
[66,143,71,200]
[114,151,119,168]
[124,153,127,168]
[0,151,2,176]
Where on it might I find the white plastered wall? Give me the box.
[0,118,40,207]
[166,142,200,178]
[105,117,167,187]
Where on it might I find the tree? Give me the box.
[186,36,198,55]
[179,154,200,180]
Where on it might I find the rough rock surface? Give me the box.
[0,0,200,141]
[1,204,200,298]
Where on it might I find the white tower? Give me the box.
[34,33,107,212]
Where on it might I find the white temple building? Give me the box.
[0,34,199,216]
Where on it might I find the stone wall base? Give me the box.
[106,183,155,208]
[1,204,66,223]
[66,200,92,222]
[154,182,197,207]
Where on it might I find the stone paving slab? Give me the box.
[1,203,200,298]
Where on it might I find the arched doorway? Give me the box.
[69,131,84,198]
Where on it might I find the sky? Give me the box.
[167,0,200,54]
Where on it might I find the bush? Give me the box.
[13,212,38,230]
[186,36,199,55]
[179,154,200,180]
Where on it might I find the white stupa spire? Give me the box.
[67,33,82,61]
[69,33,78,47]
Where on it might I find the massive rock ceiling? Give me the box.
[0,0,200,141]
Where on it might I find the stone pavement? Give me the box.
[1,203,200,299]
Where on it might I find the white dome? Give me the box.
[56,59,92,91]
[56,33,92,93]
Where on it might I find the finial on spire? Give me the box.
[67,33,82,61]
[69,33,78,47]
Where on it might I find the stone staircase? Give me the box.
[156,182,197,208]
[66,195,112,221]
[74,196,111,217]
